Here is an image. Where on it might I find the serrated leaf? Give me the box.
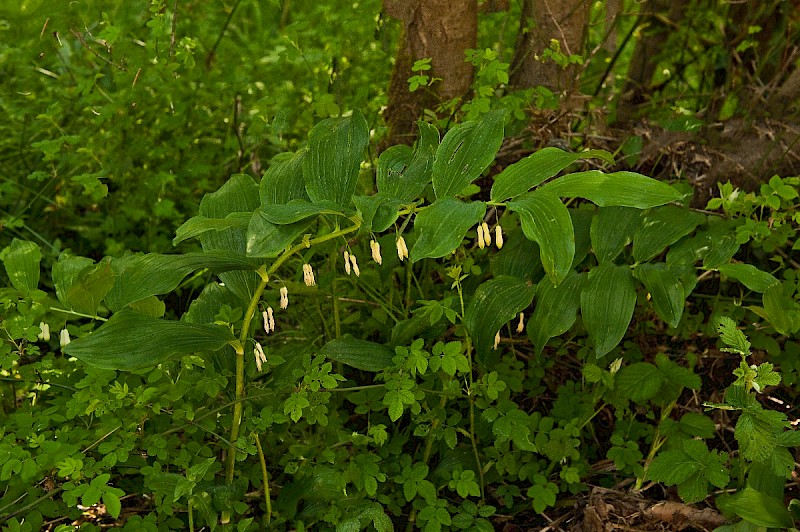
[527,272,584,355]
[64,310,235,371]
[303,112,369,206]
[432,109,505,198]
[632,206,705,262]
[507,191,574,285]
[172,213,251,246]
[717,263,778,293]
[0,239,41,295]
[539,170,682,208]
[633,263,685,327]
[411,198,486,261]
[590,206,642,262]
[490,147,614,202]
[616,362,664,402]
[260,150,308,205]
[103,492,121,519]
[104,252,257,312]
[320,336,395,372]
[464,276,535,359]
[199,174,261,303]
[581,263,637,357]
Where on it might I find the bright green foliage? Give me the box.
[647,439,729,503]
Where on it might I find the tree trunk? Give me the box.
[509,0,590,93]
[382,0,477,148]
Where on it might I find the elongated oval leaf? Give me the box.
[0,239,41,295]
[260,150,308,205]
[303,111,369,207]
[718,263,779,293]
[633,206,705,262]
[507,191,574,286]
[173,213,251,246]
[581,262,637,357]
[464,276,535,358]
[53,256,115,315]
[246,211,313,258]
[491,148,614,202]
[199,174,261,303]
[432,109,505,198]
[104,252,258,312]
[762,283,796,335]
[411,198,486,262]
[320,336,395,372]
[590,206,642,262]
[539,170,681,208]
[258,199,344,225]
[716,487,795,529]
[527,272,585,355]
[633,263,685,328]
[64,310,235,371]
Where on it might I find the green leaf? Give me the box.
[632,206,705,262]
[717,316,751,354]
[246,210,313,258]
[507,191,574,285]
[590,206,642,262]
[303,111,369,206]
[616,362,664,402]
[104,252,257,312]
[763,283,796,335]
[0,239,41,295]
[64,310,235,371]
[464,276,535,359]
[260,150,308,205]
[633,263,685,327]
[432,109,505,198]
[717,487,795,529]
[539,170,682,208]
[581,263,637,357]
[647,439,728,504]
[103,491,121,519]
[257,199,344,225]
[53,255,115,315]
[718,263,779,293]
[172,213,251,246]
[353,193,401,234]
[527,272,584,355]
[378,121,438,202]
[411,198,486,262]
[320,336,395,372]
[199,174,261,303]
[491,147,613,202]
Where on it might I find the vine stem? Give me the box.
[224,221,361,484]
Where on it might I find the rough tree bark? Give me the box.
[509,0,590,93]
[382,0,477,148]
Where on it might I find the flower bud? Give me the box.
[495,225,504,249]
[493,331,501,350]
[370,240,382,265]
[482,222,491,246]
[477,224,486,249]
[396,236,409,261]
[38,322,50,341]
[350,253,360,277]
[343,250,351,275]
[254,342,267,372]
[280,286,289,309]
[59,329,71,348]
[303,264,316,286]
[516,312,524,334]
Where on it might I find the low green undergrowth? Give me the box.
[2,111,800,531]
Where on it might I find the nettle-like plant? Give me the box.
[3,110,795,529]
